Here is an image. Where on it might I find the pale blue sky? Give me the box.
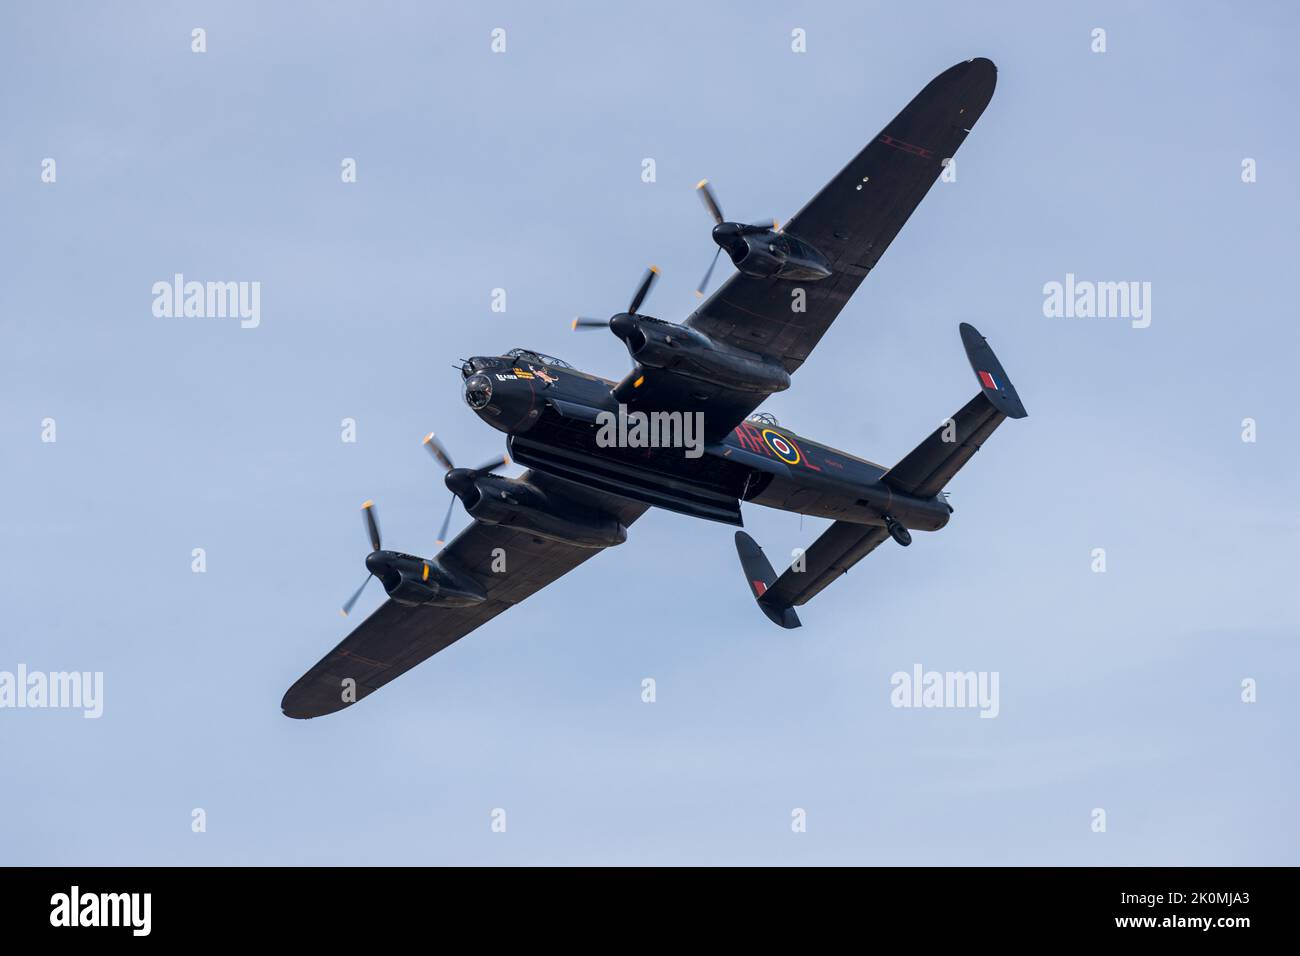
[2,1,1297,864]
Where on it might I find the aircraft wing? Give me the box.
[281,474,647,719]
[685,57,997,375]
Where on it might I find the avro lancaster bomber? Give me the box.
[282,56,1025,719]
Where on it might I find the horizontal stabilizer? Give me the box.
[883,324,1026,498]
[762,522,892,609]
[882,394,1004,498]
[734,531,801,629]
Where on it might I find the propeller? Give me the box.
[423,433,509,544]
[340,500,381,617]
[571,266,661,331]
[693,179,778,297]
[697,247,723,300]
[696,178,725,225]
[627,265,659,315]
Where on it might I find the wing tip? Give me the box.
[281,683,353,720]
[930,56,997,115]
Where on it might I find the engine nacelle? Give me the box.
[456,475,627,549]
[724,231,832,283]
[375,554,486,608]
[610,314,790,394]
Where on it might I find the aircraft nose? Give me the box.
[463,373,493,410]
[459,363,543,435]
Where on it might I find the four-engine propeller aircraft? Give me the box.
[282,56,1025,719]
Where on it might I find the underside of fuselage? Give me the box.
[459,352,953,534]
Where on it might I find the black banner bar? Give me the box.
[0,866,1277,941]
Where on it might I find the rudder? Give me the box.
[733,532,801,629]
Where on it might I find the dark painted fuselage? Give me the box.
[460,351,952,533]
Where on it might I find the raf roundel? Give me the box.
[761,428,802,465]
